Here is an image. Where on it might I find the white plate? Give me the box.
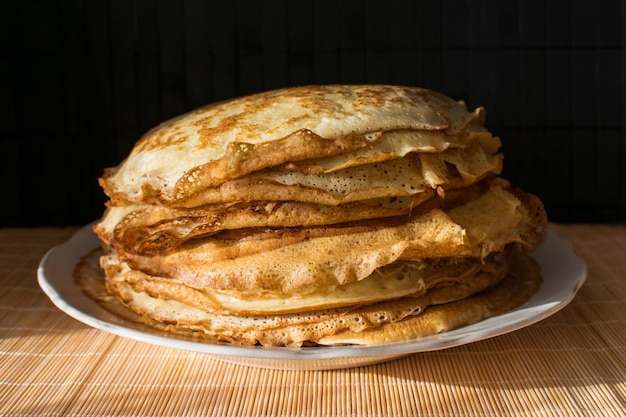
[38,225,586,370]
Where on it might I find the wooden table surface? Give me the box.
[1,224,624,416]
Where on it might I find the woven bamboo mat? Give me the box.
[1,224,625,416]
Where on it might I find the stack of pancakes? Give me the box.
[86,85,547,347]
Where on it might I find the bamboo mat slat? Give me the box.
[1,224,625,416]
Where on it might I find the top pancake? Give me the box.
[100,85,487,205]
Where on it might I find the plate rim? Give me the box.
[37,224,587,362]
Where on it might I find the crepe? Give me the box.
[113,178,545,297]
[77,246,537,347]
[94,131,502,255]
[100,85,490,205]
[81,84,549,347]
[318,248,542,345]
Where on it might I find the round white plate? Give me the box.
[38,225,586,370]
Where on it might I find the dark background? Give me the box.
[2,0,624,226]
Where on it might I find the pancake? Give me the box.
[96,194,437,255]
[101,250,498,315]
[100,85,488,205]
[76,245,524,347]
[318,249,542,345]
[114,178,546,296]
[82,84,549,348]
[95,132,502,255]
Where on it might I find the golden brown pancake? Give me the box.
[112,178,545,296]
[82,85,548,348]
[77,246,534,347]
[318,249,542,345]
[99,85,490,205]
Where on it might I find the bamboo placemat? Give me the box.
[1,224,625,416]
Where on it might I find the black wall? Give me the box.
[2,0,624,226]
